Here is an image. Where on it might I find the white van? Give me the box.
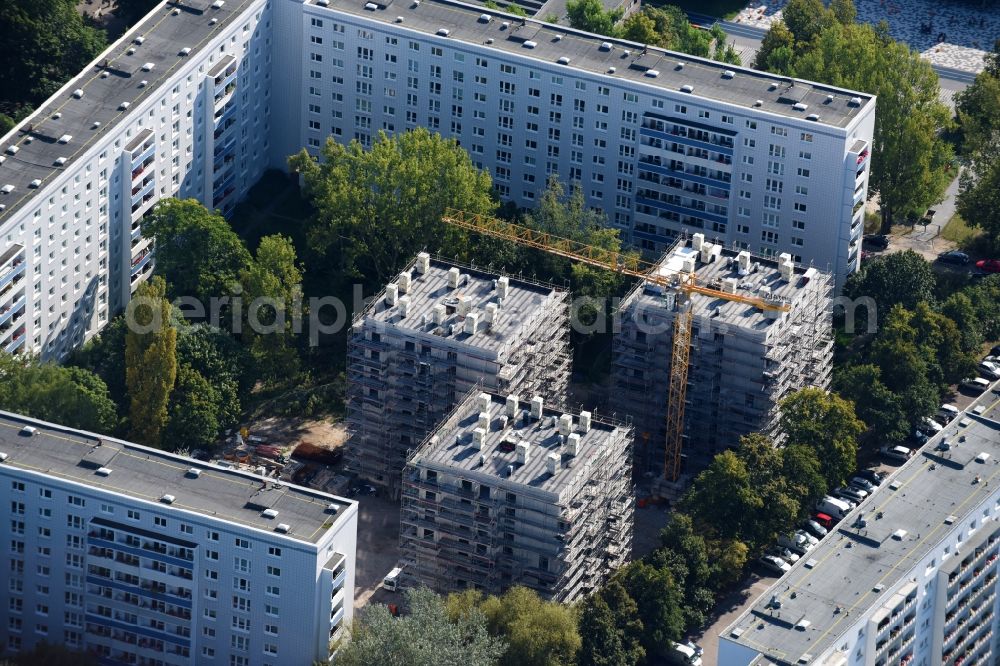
[937,404,960,421]
[382,567,403,592]
[816,496,852,520]
[667,641,703,666]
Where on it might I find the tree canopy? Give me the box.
[336,588,505,666]
[290,128,496,286]
[125,277,178,448]
[779,388,864,486]
[842,250,935,326]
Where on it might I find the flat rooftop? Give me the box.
[722,380,1000,665]
[0,0,262,225]
[308,0,874,129]
[627,238,829,330]
[360,256,563,353]
[410,391,626,501]
[0,411,353,544]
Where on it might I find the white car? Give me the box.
[979,361,1000,380]
[962,377,991,392]
[937,404,960,421]
[759,555,792,576]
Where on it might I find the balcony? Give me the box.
[0,258,26,291]
[0,298,25,328]
[5,327,25,353]
[130,144,155,169]
[639,126,734,156]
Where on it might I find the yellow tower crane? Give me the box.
[441,208,790,481]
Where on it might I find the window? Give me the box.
[795,185,808,196]
[797,167,810,178]
[800,132,813,142]
[770,126,788,136]
[799,151,812,160]
[127,510,140,521]
[235,538,250,549]
[743,138,755,148]
[268,546,282,557]
[267,566,281,577]
[794,202,808,212]
[745,120,757,129]
[154,517,167,528]
[698,110,710,119]
[674,104,687,114]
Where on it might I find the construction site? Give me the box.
[612,234,834,483]
[345,252,570,498]
[399,390,634,603]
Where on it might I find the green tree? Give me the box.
[829,0,857,26]
[176,323,252,427]
[459,587,580,666]
[69,316,129,413]
[0,354,118,433]
[833,364,909,444]
[565,0,622,36]
[125,277,178,448]
[614,561,685,659]
[619,11,659,45]
[940,292,984,355]
[238,234,304,386]
[290,128,495,285]
[957,134,1000,246]
[577,581,645,666]
[842,250,935,326]
[954,40,1000,153]
[792,22,953,229]
[141,199,252,302]
[780,388,864,486]
[780,0,832,46]
[963,275,1000,341]
[710,24,742,65]
[112,0,160,27]
[753,21,797,73]
[337,588,505,666]
[869,305,940,426]
[163,364,221,451]
[911,301,977,385]
[0,0,106,119]
[781,443,828,508]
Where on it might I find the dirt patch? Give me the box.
[240,416,347,451]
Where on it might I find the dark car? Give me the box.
[936,250,969,265]
[975,259,1000,274]
[854,469,884,486]
[863,234,890,250]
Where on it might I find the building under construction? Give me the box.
[613,234,833,477]
[399,391,633,603]
[346,253,570,498]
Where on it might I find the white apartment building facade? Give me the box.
[0,0,272,361]
[0,0,875,361]
[0,410,357,666]
[721,382,1000,666]
[271,0,876,286]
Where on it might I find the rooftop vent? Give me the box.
[675,62,684,70]
[119,102,130,111]
[397,295,410,318]
[327,503,339,513]
[600,41,612,51]
[806,114,820,121]
[553,34,562,42]
[211,0,225,6]
[516,440,530,463]
[680,84,694,93]
[127,47,136,55]
[496,275,509,298]
[275,523,290,533]
[415,251,430,274]
[186,467,201,478]
[792,102,808,111]
[1,185,14,194]
[501,20,510,28]
[395,15,404,21]
[28,179,41,188]
[447,266,461,288]
[754,99,763,107]
[579,411,591,433]
[437,28,450,36]
[523,40,537,49]
[485,37,493,43]
[849,96,862,106]
[261,508,279,519]
[608,66,616,73]
[364,1,376,6]
[892,529,908,540]
[546,452,559,474]
[0,453,7,463]
[20,426,36,436]
[945,515,957,525]
[72,89,84,99]
[160,494,176,504]
[210,16,218,23]
[91,122,100,129]
[722,70,735,79]
[645,69,660,78]
[557,56,571,65]
[397,271,411,293]
[768,82,778,90]
[478,392,491,413]
[179,47,191,56]
[530,396,544,419]
[96,467,112,476]
[976,452,991,463]
[138,80,148,88]
[316,0,329,5]
[52,112,61,119]
[58,134,72,144]
[479,13,491,22]
[825,94,834,103]
[567,433,580,456]
[558,414,573,436]
[471,427,486,450]
[506,394,519,417]
[5,146,18,155]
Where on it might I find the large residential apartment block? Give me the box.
[0,0,272,361]
[0,0,874,360]
[613,234,833,473]
[346,253,569,497]
[273,0,876,284]
[400,391,633,603]
[0,410,357,666]
[721,379,1000,666]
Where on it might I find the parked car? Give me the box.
[813,512,836,529]
[768,546,800,564]
[975,258,1000,274]
[777,532,814,555]
[804,519,828,538]
[881,445,913,463]
[918,417,944,436]
[667,642,703,666]
[863,234,890,250]
[816,496,853,519]
[834,486,868,503]
[937,404,960,421]
[854,469,885,486]
[961,376,991,392]
[759,555,793,577]
[849,476,877,493]
[348,483,378,496]
[936,250,970,265]
[796,529,819,546]
[979,361,1000,380]
[991,344,1000,357]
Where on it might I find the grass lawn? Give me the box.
[941,212,980,245]
[646,0,746,19]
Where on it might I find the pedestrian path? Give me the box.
[730,0,995,73]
